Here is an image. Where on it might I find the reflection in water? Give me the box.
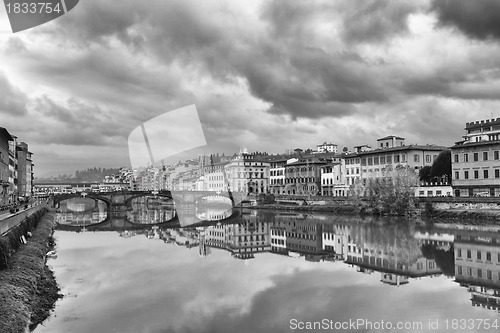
[56,198,107,225]
[454,231,500,311]
[41,210,500,333]
[127,196,175,224]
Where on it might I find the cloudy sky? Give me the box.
[2,0,500,176]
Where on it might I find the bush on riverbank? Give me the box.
[0,210,60,333]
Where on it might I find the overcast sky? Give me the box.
[2,0,500,176]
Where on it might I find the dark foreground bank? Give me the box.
[0,210,62,333]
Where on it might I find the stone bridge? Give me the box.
[52,190,242,212]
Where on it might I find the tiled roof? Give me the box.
[451,140,500,149]
[345,144,448,157]
[377,135,405,141]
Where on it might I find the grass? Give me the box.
[0,210,62,333]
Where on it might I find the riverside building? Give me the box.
[344,136,447,195]
[451,118,500,197]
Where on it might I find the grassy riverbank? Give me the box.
[0,211,62,333]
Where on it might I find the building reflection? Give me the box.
[454,229,500,312]
[204,210,271,260]
[56,198,107,225]
[127,197,175,224]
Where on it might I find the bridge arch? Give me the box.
[53,193,112,208]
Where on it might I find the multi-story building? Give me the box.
[342,136,447,195]
[451,118,500,197]
[203,161,229,192]
[16,142,34,199]
[316,142,338,154]
[8,135,18,204]
[284,157,328,195]
[269,158,297,195]
[320,160,348,196]
[0,127,14,206]
[224,151,270,194]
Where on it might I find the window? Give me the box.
[465,171,469,179]
[414,154,420,162]
[380,156,386,164]
[496,169,500,178]
[487,270,492,280]
[478,269,483,278]
[477,251,482,260]
[483,151,488,161]
[484,170,489,178]
[387,155,392,163]
[474,153,479,161]
[374,157,379,165]
[467,250,471,259]
[464,153,468,162]
[455,171,459,180]
[394,155,400,163]
[486,252,491,261]
[454,154,459,163]
[495,151,499,160]
[368,157,373,165]
[457,266,462,275]
[457,249,462,257]
[426,155,431,163]
[474,170,479,179]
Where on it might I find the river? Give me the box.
[34,198,500,332]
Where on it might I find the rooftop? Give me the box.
[465,118,500,129]
[377,135,405,141]
[345,144,448,157]
[0,127,14,141]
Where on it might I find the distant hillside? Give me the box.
[35,167,121,183]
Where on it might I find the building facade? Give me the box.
[225,152,270,194]
[16,142,34,199]
[320,161,349,196]
[284,157,327,195]
[451,118,500,197]
[343,137,447,196]
[0,128,13,206]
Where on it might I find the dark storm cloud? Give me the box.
[48,0,408,121]
[402,63,500,101]
[0,72,28,116]
[432,0,500,40]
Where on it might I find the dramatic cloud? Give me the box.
[432,0,500,40]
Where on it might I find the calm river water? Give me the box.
[34,198,500,332]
